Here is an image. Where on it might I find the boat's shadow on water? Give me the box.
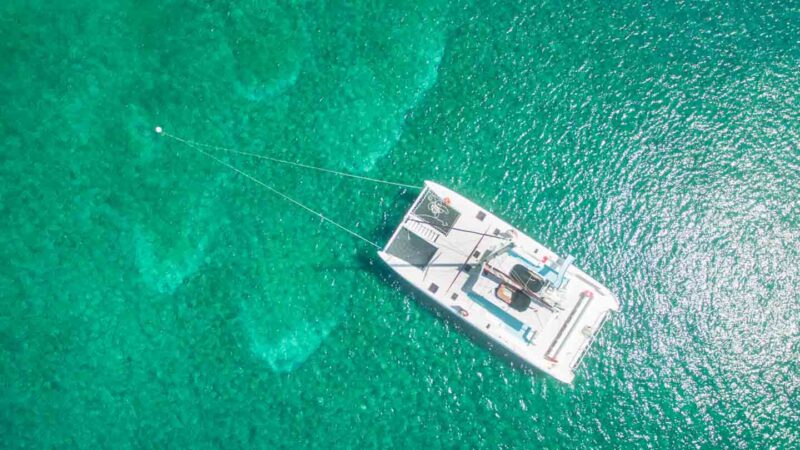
[350,252,549,383]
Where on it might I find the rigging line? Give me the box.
[405,218,507,240]
[159,129,382,249]
[157,128,421,190]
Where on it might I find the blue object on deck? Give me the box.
[538,255,574,289]
[467,293,525,331]
[508,250,541,269]
[522,325,536,343]
[553,255,574,289]
[538,265,559,284]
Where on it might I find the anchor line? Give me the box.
[159,130,421,190]
[160,129,382,249]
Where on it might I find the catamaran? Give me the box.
[158,127,620,384]
[379,181,619,384]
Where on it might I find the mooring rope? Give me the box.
[157,128,420,190]
[156,126,382,249]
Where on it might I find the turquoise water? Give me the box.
[2,0,799,447]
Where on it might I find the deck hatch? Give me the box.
[510,264,545,295]
[385,227,438,269]
[413,191,461,235]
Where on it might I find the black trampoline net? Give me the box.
[386,227,438,269]
[412,191,460,235]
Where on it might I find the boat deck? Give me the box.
[379,181,619,384]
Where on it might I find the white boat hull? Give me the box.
[379,181,619,384]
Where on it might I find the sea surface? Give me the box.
[2,0,799,448]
